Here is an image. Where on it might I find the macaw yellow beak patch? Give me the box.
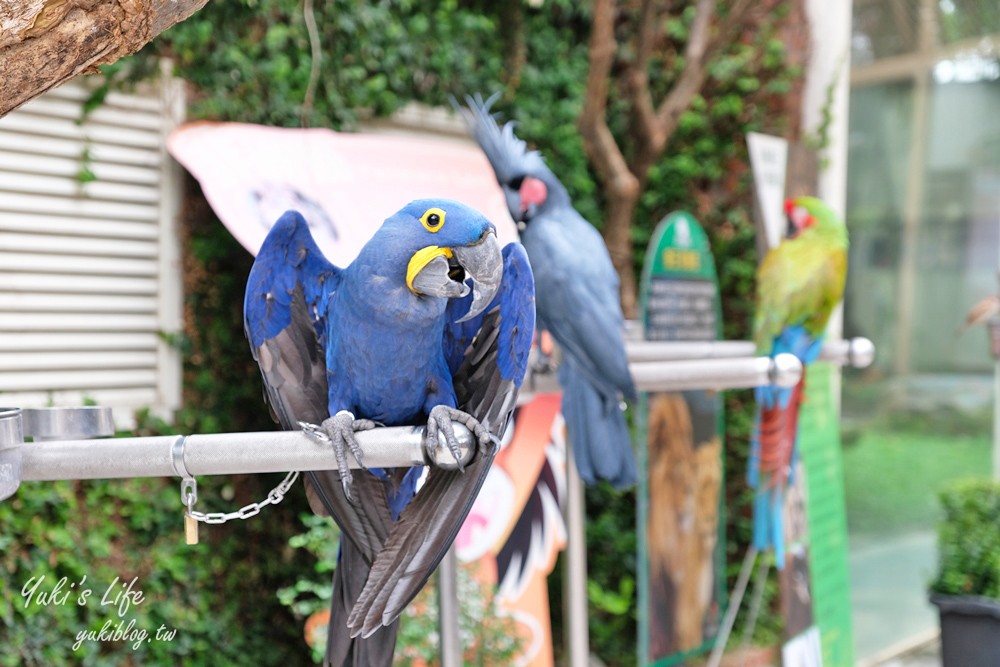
[406,245,454,294]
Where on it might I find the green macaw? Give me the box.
[749,195,848,566]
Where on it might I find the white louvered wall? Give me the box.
[0,74,184,427]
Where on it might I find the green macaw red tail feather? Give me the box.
[756,375,805,489]
[750,374,806,569]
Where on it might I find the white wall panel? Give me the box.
[0,74,184,428]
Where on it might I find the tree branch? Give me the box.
[628,0,660,151]
[0,0,210,117]
[652,0,755,152]
[579,0,639,199]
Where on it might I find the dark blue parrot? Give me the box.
[244,199,534,666]
[457,94,637,489]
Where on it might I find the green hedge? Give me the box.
[931,479,1000,599]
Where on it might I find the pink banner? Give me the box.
[167,121,518,264]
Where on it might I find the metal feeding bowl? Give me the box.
[22,406,115,442]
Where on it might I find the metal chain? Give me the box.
[180,470,300,525]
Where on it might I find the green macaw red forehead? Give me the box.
[785,198,814,230]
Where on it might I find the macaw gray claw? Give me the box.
[424,405,490,472]
[300,411,375,504]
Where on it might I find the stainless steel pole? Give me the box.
[626,336,875,368]
[0,425,475,504]
[564,451,589,667]
[630,353,802,393]
[438,546,462,667]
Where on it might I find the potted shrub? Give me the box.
[929,478,1000,666]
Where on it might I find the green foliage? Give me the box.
[395,564,524,667]
[930,479,1000,598]
[275,514,337,663]
[147,0,505,129]
[171,181,277,436]
[75,145,96,185]
[276,513,522,665]
[0,470,313,665]
[548,481,638,665]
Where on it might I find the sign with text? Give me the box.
[638,212,725,666]
[793,363,855,667]
[747,132,789,253]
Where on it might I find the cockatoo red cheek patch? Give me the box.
[519,176,548,213]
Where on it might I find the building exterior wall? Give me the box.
[0,73,184,427]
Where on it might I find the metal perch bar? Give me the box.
[626,335,876,368]
[0,408,479,502]
[1,353,808,490]
[630,352,802,393]
[11,425,475,483]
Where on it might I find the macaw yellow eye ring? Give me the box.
[420,207,446,233]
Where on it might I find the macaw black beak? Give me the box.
[785,212,797,239]
[452,226,502,322]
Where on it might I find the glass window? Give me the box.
[845,2,1000,659]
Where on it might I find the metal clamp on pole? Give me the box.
[626,336,876,369]
[630,352,802,393]
[0,408,24,502]
[1,406,116,502]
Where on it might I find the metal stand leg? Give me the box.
[564,451,590,667]
[439,545,461,667]
[739,552,772,663]
[707,546,759,667]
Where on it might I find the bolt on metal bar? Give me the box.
[630,352,802,393]
[626,336,876,368]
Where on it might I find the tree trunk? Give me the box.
[0,0,209,117]
[580,0,760,315]
[603,184,642,319]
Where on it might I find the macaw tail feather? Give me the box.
[752,480,786,567]
[748,373,806,570]
[755,376,805,488]
[325,539,399,667]
[560,358,636,489]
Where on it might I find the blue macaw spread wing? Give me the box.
[244,211,393,564]
[244,204,535,658]
[446,243,535,427]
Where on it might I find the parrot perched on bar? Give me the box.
[457,93,638,489]
[243,200,535,666]
[749,196,848,567]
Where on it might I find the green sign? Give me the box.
[793,362,855,667]
[638,212,725,666]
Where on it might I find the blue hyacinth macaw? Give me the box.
[244,200,534,666]
[457,93,637,489]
